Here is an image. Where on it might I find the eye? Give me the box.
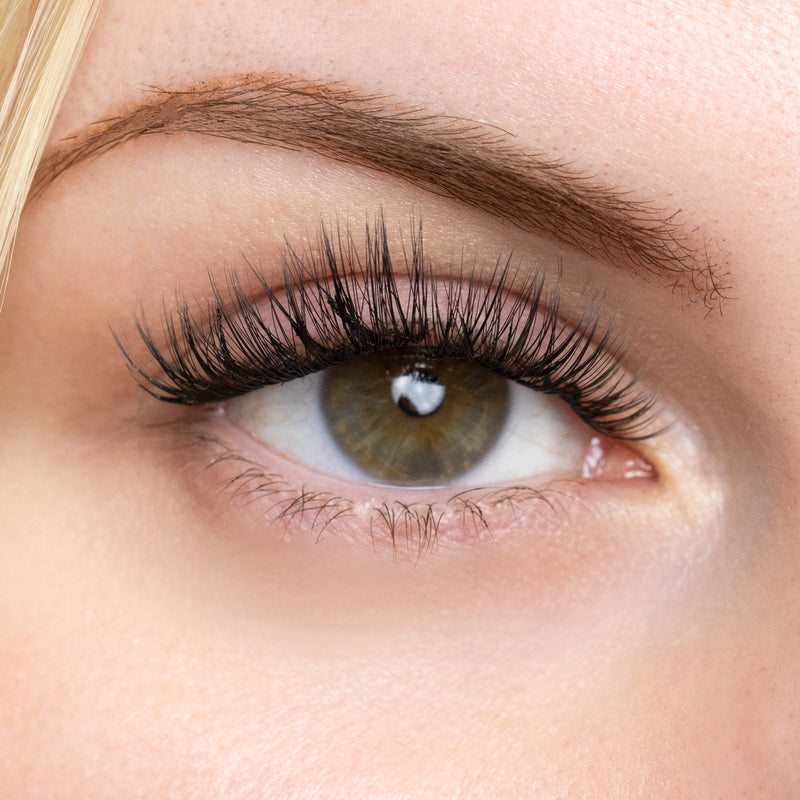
[123,217,661,550]
[227,349,595,487]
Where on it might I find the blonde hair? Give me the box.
[0,0,101,307]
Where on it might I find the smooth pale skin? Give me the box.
[1,1,799,797]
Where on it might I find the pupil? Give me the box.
[391,367,445,417]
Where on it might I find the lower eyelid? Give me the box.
[181,410,659,558]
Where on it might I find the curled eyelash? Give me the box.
[121,216,657,440]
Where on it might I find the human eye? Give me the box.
[121,215,664,556]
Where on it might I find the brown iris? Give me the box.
[321,350,509,485]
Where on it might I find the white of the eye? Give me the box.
[227,372,588,486]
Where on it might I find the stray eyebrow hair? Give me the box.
[34,75,727,307]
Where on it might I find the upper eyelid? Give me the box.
[119,217,658,441]
[34,73,728,309]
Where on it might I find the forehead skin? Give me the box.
[3,0,800,797]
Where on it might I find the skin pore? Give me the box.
[0,0,799,797]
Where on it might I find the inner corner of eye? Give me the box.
[222,351,658,490]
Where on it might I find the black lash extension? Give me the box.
[121,217,657,440]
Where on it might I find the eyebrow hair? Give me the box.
[33,75,727,306]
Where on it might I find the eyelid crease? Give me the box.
[35,73,729,308]
[117,215,659,441]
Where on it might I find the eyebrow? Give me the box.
[33,75,727,306]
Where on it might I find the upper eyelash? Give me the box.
[120,216,657,440]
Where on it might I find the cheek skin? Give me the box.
[0,489,795,797]
[2,419,794,798]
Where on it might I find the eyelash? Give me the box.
[194,435,568,555]
[122,216,656,441]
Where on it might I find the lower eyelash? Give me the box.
[120,215,658,441]
[195,431,573,558]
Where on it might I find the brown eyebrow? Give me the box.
[33,75,727,307]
